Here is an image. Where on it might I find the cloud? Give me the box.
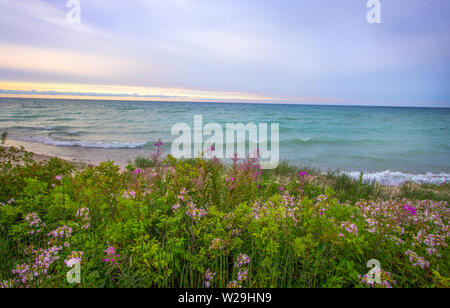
[0,81,276,102]
[0,43,143,79]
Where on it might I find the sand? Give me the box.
[2,140,93,169]
[2,140,146,169]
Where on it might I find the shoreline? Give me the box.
[3,139,137,169]
[2,140,92,170]
[3,139,450,186]
[4,139,80,163]
[1,139,449,201]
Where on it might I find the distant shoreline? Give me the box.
[1,95,450,109]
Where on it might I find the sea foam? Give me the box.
[20,137,146,149]
[344,170,450,186]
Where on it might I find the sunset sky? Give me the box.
[0,0,449,106]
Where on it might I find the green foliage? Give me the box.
[326,172,383,203]
[132,156,155,169]
[0,130,7,145]
[0,146,448,288]
[0,146,73,202]
[400,182,450,202]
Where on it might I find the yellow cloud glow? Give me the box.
[0,44,142,78]
[0,81,277,102]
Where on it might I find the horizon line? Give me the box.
[1,81,449,108]
[1,94,449,109]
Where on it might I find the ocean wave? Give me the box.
[280,137,387,147]
[280,137,323,146]
[19,137,147,149]
[344,170,450,186]
[279,126,309,133]
[50,131,86,137]
[8,125,68,131]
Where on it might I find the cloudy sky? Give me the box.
[0,0,449,106]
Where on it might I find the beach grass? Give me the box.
[132,156,155,169]
[399,182,450,202]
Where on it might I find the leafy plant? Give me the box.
[0,145,448,288]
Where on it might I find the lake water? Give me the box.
[1,97,449,185]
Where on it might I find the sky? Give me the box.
[0,0,449,106]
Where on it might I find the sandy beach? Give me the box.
[3,139,148,169]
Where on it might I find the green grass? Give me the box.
[325,172,384,203]
[400,182,450,202]
[262,160,319,179]
[132,156,156,169]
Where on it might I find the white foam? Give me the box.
[344,170,450,186]
[20,137,146,149]
[31,126,57,130]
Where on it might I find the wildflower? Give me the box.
[12,263,33,285]
[237,269,248,282]
[1,280,16,288]
[341,222,358,236]
[405,250,429,269]
[205,269,216,288]
[403,204,417,216]
[12,246,61,286]
[235,254,250,268]
[316,194,328,203]
[210,238,224,250]
[150,139,164,165]
[47,225,72,246]
[253,170,262,181]
[299,171,310,177]
[65,251,84,267]
[172,203,181,212]
[103,246,120,263]
[177,188,189,202]
[76,208,91,230]
[55,175,62,181]
[1,199,15,207]
[123,190,136,199]
[185,202,207,221]
[227,281,242,288]
[231,229,242,236]
[427,248,438,256]
[25,213,45,235]
[131,169,141,175]
[359,269,396,289]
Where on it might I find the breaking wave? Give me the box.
[18,137,147,149]
[344,170,450,186]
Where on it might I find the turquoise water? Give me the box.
[0,98,449,185]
